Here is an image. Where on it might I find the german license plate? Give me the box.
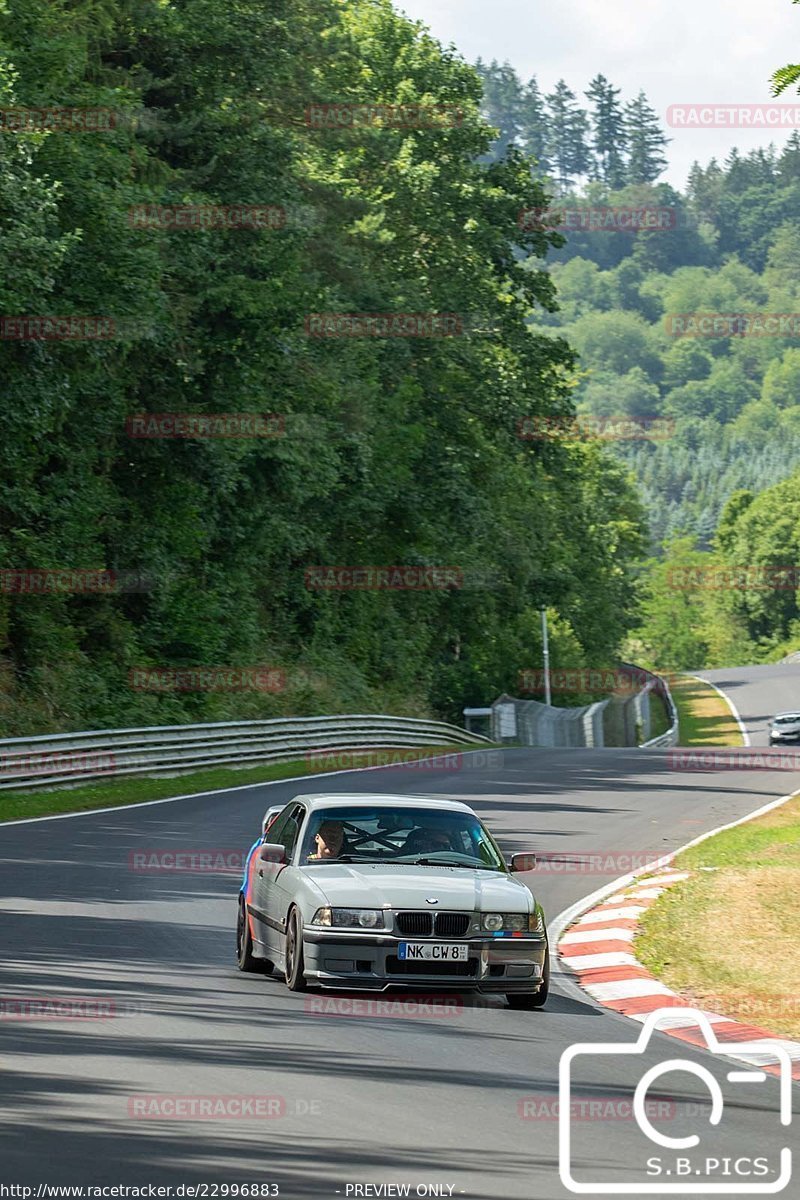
[398,942,468,962]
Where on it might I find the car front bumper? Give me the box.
[301,928,548,993]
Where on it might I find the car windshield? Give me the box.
[774,715,800,724]
[299,805,505,871]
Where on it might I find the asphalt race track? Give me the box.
[2,664,799,1199]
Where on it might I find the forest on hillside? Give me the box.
[0,0,649,735]
[478,61,800,550]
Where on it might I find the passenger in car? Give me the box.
[402,826,453,855]
[308,819,345,859]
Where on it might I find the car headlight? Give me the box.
[529,910,545,934]
[311,907,385,929]
[482,912,536,932]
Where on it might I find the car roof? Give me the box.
[773,712,800,719]
[290,792,474,814]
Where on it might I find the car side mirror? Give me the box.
[259,842,286,865]
[509,852,536,872]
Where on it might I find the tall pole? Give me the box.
[541,607,551,706]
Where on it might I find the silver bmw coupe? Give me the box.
[236,792,549,1009]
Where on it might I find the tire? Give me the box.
[237,897,273,974]
[284,907,308,992]
[507,943,550,1010]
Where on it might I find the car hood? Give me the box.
[301,863,536,911]
[773,721,800,733]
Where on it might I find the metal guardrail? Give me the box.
[0,715,493,791]
[638,669,679,749]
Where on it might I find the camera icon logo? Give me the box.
[559,1008,793,1194]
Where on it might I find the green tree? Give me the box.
[519,74,551,176]
[634,539,715,670]
[624,91,669,184]
[0,0,648,734]
[762,348,800,407]
[546,80,591,193]
[585,74,627,187]
[475,59,523,160]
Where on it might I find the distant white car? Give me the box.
[770,712,800,744]
[237,792,549,1009]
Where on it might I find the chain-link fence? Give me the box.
[491,664,677,749]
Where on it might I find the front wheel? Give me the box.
[237,897,273,974]
[507,944,550,1010]
[284,908,308,992]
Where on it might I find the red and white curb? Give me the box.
[557,868,800,1082]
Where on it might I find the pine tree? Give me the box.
[723,147,750,194]
[585,74,627,187]
[475,59,523,161]
[546,80,591,193]
[625,91,669,183]
[778,131,800,184]
[520,74,550,176]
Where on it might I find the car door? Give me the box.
[248,806,292,954]
[258,803,306,957]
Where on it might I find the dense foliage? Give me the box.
[477,62,800,552]
[476,52,800,672]
[0,0,647,734]
[631,474,800,670]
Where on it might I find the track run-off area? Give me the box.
[1,663,799,1199]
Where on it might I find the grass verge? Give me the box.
[636,790,800,1040]
[0,745,486,824]
[647,691,671,741]
[670,674,744,746]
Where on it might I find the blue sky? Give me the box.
[397,0,800,186]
